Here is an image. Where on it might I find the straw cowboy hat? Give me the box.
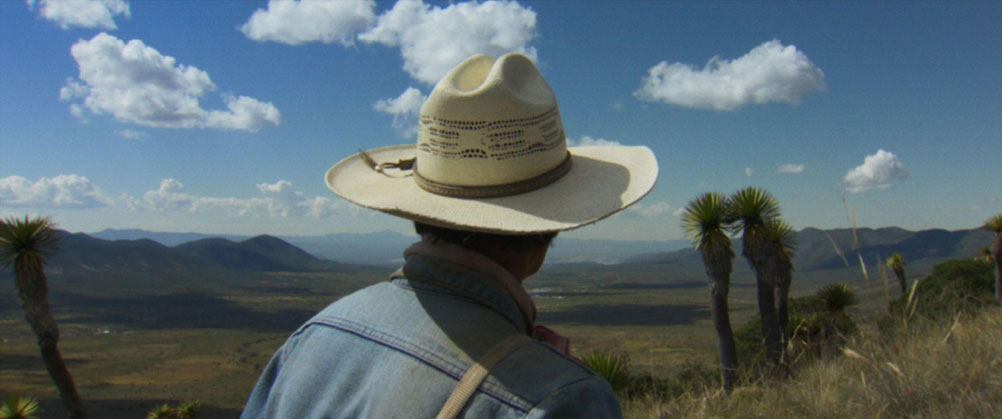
[326,53,658,234]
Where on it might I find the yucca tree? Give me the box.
[0,216,85,419]
[728,187,784,366]
[886,252,907,294]
[681,192,739,393]
[764,218,796,347]
[985,214,1002,301]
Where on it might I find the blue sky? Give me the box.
[2,0,999,241]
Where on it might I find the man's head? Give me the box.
[414,222,556,280]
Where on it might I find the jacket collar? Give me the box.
[400,239,536,334]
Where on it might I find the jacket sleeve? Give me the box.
[525,375,623,418]
[240,343,289,419]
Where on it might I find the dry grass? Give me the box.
[623,307,1002,418]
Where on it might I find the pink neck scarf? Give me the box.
[403,239,571,357]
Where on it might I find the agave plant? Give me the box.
[0,395,41,419]
[681,192,739,393]
[579,352,633,396]
[816,283,858,313]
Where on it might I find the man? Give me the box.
[243,53,658,418]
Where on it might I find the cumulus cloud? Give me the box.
[240,0,377,46]
[123,179,344,218]
[27,0,130,30]
[358,0,538,84]
[0,174,113,209]
[843,149,909,194]
[61,33,280,131]
[635,40,825,111]
[627,201,674,217]
[777,164,805,174]
[373,87,426,136]
[567,136,622,147]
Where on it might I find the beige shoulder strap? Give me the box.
[436,334,531,419]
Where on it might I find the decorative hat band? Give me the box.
[361,151,573,199]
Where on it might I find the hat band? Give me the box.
[414,153,572,199]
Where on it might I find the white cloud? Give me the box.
[777,164,805,174]
[373,87,426,136]
[0,174,113,209]
[745,167,754,177]
[358,0,538,84]
[124,179,344,218]
[635,40,825,111]
[843,149,909,193]
[627,201,674,217]
[240,0,377,46]
[567,136,622,147]
[28,0,130,30]
[61,33,280,132]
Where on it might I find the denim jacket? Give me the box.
[242,241,621,418]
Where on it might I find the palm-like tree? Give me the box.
[729,187,784,366]
[985,214,1002,301]
[885,252,907,294]
[764,218,796,347]
[681,192,739,393]
[0,216,85,418]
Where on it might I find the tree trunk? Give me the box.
[755,270,783,367]
[16,264,86,419]
[894,268,907,294]
[702,248,738,394]
[746,241,783,368]
[775,270,791,347]
[993,233,1001,301]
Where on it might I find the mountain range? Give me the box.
[625,227,993,276]
[48,230,361,276]
[73,226,996,279]
[90,228,690,265]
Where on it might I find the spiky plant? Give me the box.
[0,395,41,419]
[0,216,84,419]
[764,218,796,347]
[816,283,858,313]
[681,192,739,393]
[580,352,633,396]
[886,252,907,294]
[985,214,1002,301]
[176,401,202,419]
[729,187,784,367]
[145,404,173,419]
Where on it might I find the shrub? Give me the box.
[889,259,994,320]
[737,283,858,368]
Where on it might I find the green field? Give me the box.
[0,263,897,418]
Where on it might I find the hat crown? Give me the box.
[417,53,567,187]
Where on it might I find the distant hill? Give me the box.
[92,228,248,247]
[46,231,365,277]
[49,231,216,274]
[175,235,355,272]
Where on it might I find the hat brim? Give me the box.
[326,145,658,234]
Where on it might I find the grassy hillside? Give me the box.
[623,306,1002,418]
